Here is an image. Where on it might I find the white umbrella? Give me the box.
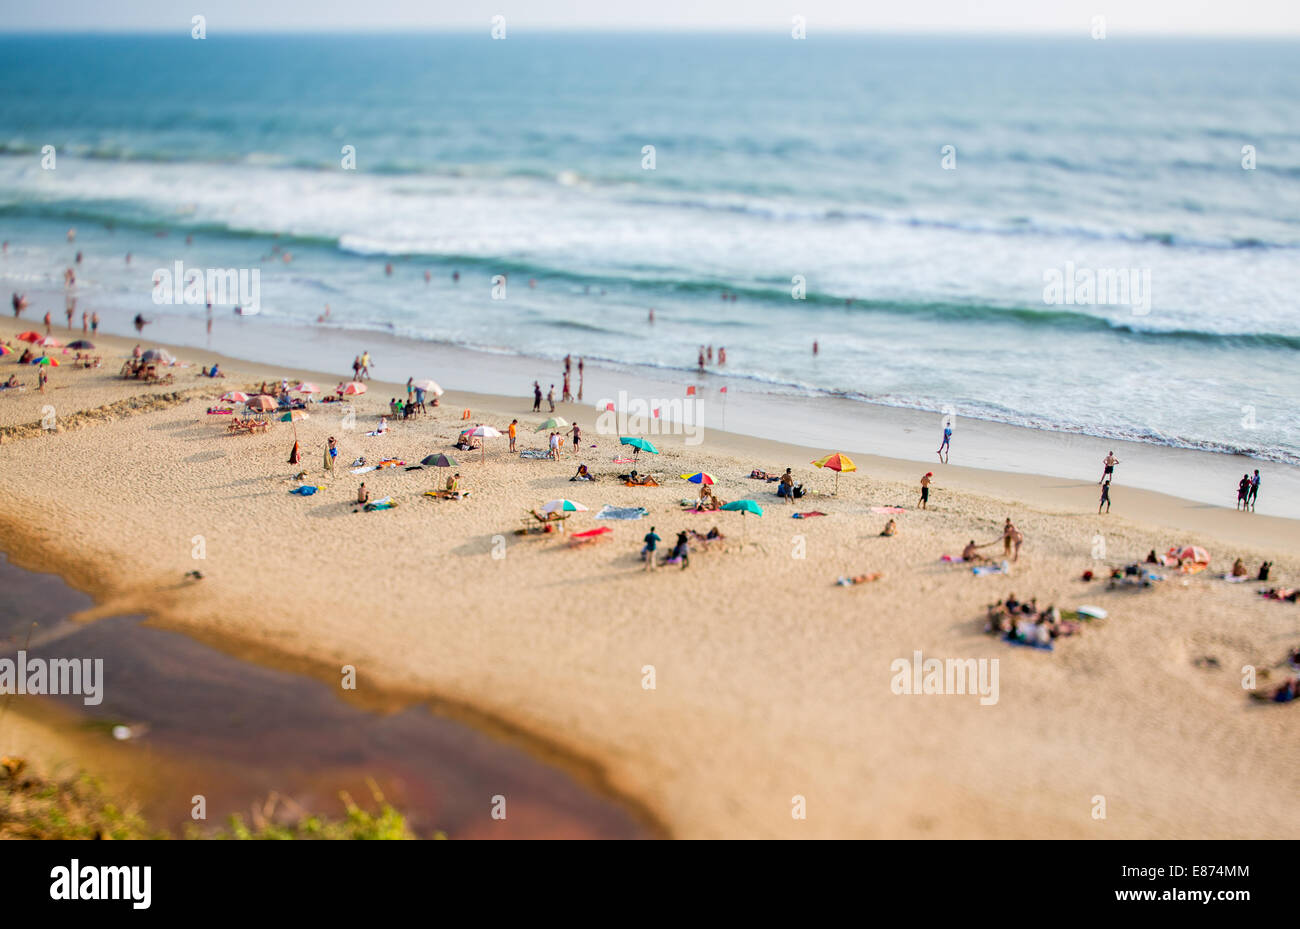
[468,424,501,462]
[413,378,444,396]
[296,382,320,394]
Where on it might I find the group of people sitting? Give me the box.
[640,527,724,569]
[985,593,1081,647]
[390,396,424,419]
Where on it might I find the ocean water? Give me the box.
[1,33,1297,464]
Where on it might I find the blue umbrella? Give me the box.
[721,499,763,543]
[620,436,659,459]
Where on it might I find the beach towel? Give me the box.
[1003,634,1054,651]
[612,456,634,464]
[1075,605,1108,620]
[350,465,377,474]
[972,563,1009,576]
[870,506,906,514]
[519,449,551,459]
[940,555,965,563]
[363,496,395,511]
[365,428,387,437]
[595,505,648,520]
[376,459,404,469]
[1221,573,1249,583]
[792,511,827,519]
[289,485,320,496]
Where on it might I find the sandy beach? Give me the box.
[1,316,1297,839]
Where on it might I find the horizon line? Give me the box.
[1,26,1299,39]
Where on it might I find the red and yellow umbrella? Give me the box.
[16,331,42,342]
[811,452,857,494]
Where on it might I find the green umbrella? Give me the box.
[535,417,568,432]
[620,436,659,459]
[421,453,458,468]
[279,409,308,441]
[721,499,763,544]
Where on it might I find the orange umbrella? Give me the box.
[341,381,366,396]
[245,395,277,414]
[16,331,42,342]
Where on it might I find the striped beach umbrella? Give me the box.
[220,390,250,403]
[30,356,58,366]
[296,382,320,394]
[811,452,857,495]
[680,472,716,485]
[279,409,309,440]
[535,417,568,432]
[341,381,366,396]
[39,336,62,348]
[540,499,588,514]
[421,453,457,468]
[0,345,11,356]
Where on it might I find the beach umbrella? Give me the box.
[67,339,95,350]
[811,452,858,495]
[468,424,502,462]
[296,382,320,394]
[680,472,716,485]
[279,409,309,441]
[421,453,457,468]
[30,356,58,366]
[39,336,62,348]
[341,381,366,396]
[220,390,250,404]
[540,499,588,514]
[245,394,277,416]
[413,378,444,396]
[0,345,11,356]
[535,417,568,432]
[1165,544,1210,566]
[721,499,763,544]
[16,331,42,342]
[140,348,175,365]
[620,436,659,459]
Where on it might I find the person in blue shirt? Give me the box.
[642,527,661,571]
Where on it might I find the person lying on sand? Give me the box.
[837,572,882,586]
[1251,675,1299,703]
[880,519,897,537]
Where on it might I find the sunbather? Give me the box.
[836,572,882,586]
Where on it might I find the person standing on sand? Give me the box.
[1002,518,1024,562]
[360,351,372,380]
[325,436,337,476]
[568,422,581,455]
[937,421,952,463]
[532,381,542,412]
[91,312,99,335]
[547,385,555,412]
[1099,480,1111,514]
[1236,473,1250,511]
[779,468,795,504]
[508,419,518,453]
[642,527,661,571]
[406,377,414,407]
[577,358,584,401]
[43,312,51,334]
[65,304,74,329]
[81,311,87,333]
[37,366,47,393]
[562,372,572,403]
[1248,469,1260,512]
[353,356,361,381]
[919,472,933,510]
[698,347,706,373]
[1099,451,1119,484]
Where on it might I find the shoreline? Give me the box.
[2,317,1298,838]
[11,297,1300,521]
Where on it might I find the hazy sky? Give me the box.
[2,0,1298,35]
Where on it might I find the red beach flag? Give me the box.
[720,386,727,394]
[653,408,660,418]
[686,385,696,396]
[605,402,615,412]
